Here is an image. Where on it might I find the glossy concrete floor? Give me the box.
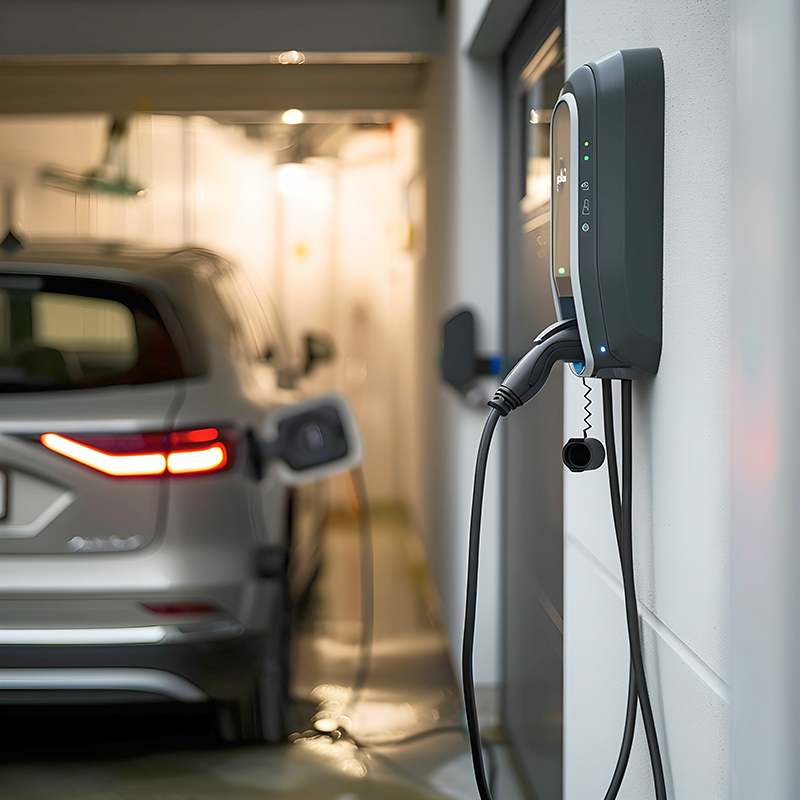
[0,509,527,799]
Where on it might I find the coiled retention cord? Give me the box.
[462,378,667,800]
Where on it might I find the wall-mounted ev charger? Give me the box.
[551,48,664,380]
[462,48,665,800]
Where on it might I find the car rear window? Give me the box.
[0,274,192,392]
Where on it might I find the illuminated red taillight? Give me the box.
[167,444,227,474]
[39,427,236,477]
[141,602,218,616]
[168,428,219,445]
[40,434,167,476]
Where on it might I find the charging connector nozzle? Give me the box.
[488,318,584,416]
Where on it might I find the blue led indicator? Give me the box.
[599,346,607,354]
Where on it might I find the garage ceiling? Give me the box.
[0,0,444,57]
[0,0,439,115]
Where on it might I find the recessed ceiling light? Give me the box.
[276,163,309,197]
[282,108,305,125]
[278,50,306,65]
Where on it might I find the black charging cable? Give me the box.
[344,466,497,794]
[462,408,502,800]
[618,380,668,800]
[601,379,638,800]
[349,466,374,707]
[463,375,668,800]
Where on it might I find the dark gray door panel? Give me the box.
[501,2,565,797]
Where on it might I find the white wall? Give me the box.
[562,2,732,798]
[422,0,504,687]
[276,122,424,506]
[0,115,167,242]
[730,1,800,797]
[0,115,278,262]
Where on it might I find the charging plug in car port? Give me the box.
[562,437,605,473]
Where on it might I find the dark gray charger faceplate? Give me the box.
[553,48,664,379]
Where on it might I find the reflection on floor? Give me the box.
[0,508,526,799]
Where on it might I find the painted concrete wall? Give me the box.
[276,122,423,506]
[562,2,732,798]
[421,0,504,687]
[730,1,800,797]
[0,114,277,265]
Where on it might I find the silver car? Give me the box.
[0,243,358,743]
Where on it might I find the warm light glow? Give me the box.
[282,108,305,125]
[167,445,227,474]
[314,718,340,733]
[278,50,306,65]
[277,163,309,197]
[41,433,166,476]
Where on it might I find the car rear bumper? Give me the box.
[0,667,208,704]
[0,635,264,705]
[0,620,245,646]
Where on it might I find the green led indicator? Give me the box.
[558,267,566,275]
[584,141,589,146]
[584,155,590,161]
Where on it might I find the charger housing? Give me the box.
[550,48,665,379]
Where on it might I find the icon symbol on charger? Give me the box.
[581,223,590,232]
[581,181,590,191]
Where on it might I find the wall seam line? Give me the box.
[566,532,731,704]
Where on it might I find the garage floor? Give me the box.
[0,509,526,800]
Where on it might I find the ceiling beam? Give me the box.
[0,63,429,115]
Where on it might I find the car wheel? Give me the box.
[215,700,245,744]
[254,652,288,743]
[255,588,292,743]
[222,594,291,745]
[216,556,292,747]
[215,691,262,745]
[214,650,289,746]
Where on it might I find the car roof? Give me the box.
[0,240,251,359]
[0,240,235,288]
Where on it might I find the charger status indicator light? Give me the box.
[599,345,608,354]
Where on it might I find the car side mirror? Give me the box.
[262,393,364,486]
[303,331,335,375]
